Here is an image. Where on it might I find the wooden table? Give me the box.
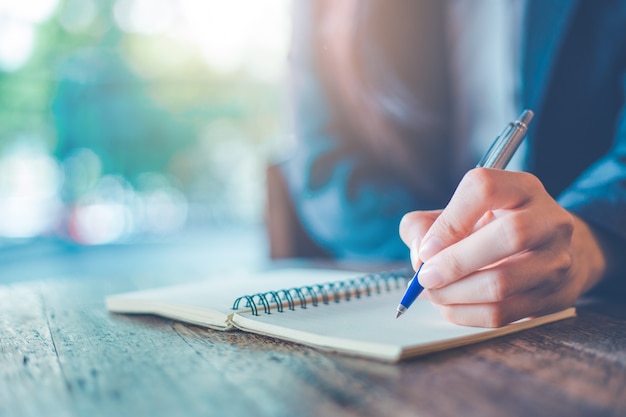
[1,239,625,417]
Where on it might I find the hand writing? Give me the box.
[399,168,606,327]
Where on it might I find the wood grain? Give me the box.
[1,276,625,417]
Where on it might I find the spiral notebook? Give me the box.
[105,268,576,362]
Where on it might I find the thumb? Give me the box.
[399,210,441,270]
[399,210,441,247]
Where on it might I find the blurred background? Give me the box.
[0,0,289,245]
[0,0,292,282]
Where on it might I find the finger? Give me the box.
[433,288,573,328]
[399,210,441,247]
[419,169,541,261]
[473,210,496,231]
[418,207,561,289]
[400,209,494,249]
[426,248,572,305]
[400,211,440,270]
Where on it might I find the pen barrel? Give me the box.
[476,110,534,170]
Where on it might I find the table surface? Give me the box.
[1,234,626,417]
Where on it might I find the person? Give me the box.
[280,0,626,327]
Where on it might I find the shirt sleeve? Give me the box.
[558,73,626,290]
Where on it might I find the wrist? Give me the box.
[570,214,608,294]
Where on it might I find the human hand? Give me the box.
[399,168,606,327]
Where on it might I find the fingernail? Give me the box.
[419,236,444,261]
[409,238,420,269]
[417,264,442,288]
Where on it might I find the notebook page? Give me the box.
[231,290,576,361]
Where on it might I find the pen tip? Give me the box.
[395,304,407,318]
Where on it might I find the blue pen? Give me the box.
[395,110,534,318]
[395,263,424,318]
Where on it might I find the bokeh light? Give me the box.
[0,140,62,238]
[0,0,290,245]
[0,19,35,72]
[0,0,59,23]
[0,0,59,71]
[57,0,97,33]
[113,0,174,36]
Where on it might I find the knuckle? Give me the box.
[542,203,573,237]
[557,213,575,238]
[514,171,545,197]
[519,171,543,190]
[483,305,509,328]
[542,252,573,294]
[462,168,496,201]
[441,251,465,279]
[554,250,573,272]
[499,212,534,253]
[432,214,468,245]
[485,273,510,302]
[439,219,464,242]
